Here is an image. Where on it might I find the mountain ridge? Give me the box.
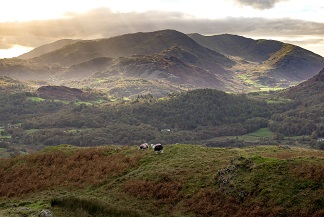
[30,30,233,68]
[0,29,322,94]
[18,39,80,60]
[188,33,324,82]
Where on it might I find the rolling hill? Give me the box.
[0,76,30,93]
[268,68,324,137]
[0,144,323,217]
[36,85,94,101]
[0,58,59,81]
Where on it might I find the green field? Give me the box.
[247,92,293,104]
[248,128,273,137]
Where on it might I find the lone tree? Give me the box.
[311,131,318,140]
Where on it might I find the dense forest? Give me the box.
[1,87,322,150]
[269,68,324,138]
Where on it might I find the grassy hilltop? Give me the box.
[0,144,323,217]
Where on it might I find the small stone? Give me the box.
[39,209,53,217]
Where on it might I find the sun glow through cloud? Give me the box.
[0,45,33,59]
[0,0,324,57]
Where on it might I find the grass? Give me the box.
[51,197,148,217]
[0,129,10,139]
[63,128,93,133]
[24,129,39,135]
[75,101,93,106]
[247,92,293,104]
[27,97,72,104]
[0,148,6,152]
[248,128,273,137]
[259,87,284,92]
[0,144,323,217]
[26,97,45,102]
[200,128,275,144]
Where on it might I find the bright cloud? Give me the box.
[0,0,323,57]
[0,45,33,59]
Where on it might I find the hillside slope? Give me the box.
[19,30,235,90]
[0,58,60,81]
[0,76,30,93]
[30,30,233,68]
[20,89,271,147]
[0,144,323,217]
[2,29,323,93]
[189,33,324,82]
[18,39,80,60]
[268,68,324,137]
[188,33,282,62]
[281,67,324,101]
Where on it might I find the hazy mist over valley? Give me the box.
[0,1,323,217]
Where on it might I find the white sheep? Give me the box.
[139,143,149,150]
[151,143,163,153]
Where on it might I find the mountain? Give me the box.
[280,68,324,104]
[25,30,235,90]
[4,29,323,94]
[92,51,229,89]
[30,30,233,68]
[188,33,324,82]
[188,33,285,62]
[18,39,80,59]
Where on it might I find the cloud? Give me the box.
[233,0,288,10]
[0,8,324,51]
[282,38,324,46]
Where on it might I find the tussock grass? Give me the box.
[0,144,323,217]
[0,145,144,197]
[51,196,147,217]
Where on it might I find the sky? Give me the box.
[1,0,324,58]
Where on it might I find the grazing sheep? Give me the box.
[139,143,149,150]
[151,143,163,153]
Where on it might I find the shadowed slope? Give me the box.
[189,33,324,82]
[30,30,233,68]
